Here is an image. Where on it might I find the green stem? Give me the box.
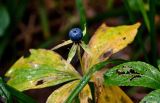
[65,59,126,103]
[38,0,50,39]
[76,0,88,43]
[107,0,114,10]
[136,0,150,31]
[149,0,157,66]
[76,0,86,31]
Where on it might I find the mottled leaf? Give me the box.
[140,89,160,103]
[0,5,10,36]
[104,61,160,89]
[83,23,140,73]
[5,49,80,91]
[46,80,92,103]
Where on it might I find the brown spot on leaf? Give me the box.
[123,37,126,40]
[36,80,44,85]
[105,95,110,101]
[99,49,113,60]
[121,96,128,103]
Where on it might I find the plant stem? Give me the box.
[137,0,150,31]
[76,0,89,43]
[149,0,157,66]
[38,0,50,39]
[65,59,126,103]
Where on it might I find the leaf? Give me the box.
[51,40,72,50]
[140,89,160,103]
[82,22,140,73]
[96,85,133,103]
[46,80,92,103]
[104,61,160,89]
[80,41,92,56]
[0,5,10,36]
[0,77,12,103]
[6,85,37,103]
[67,43,77,63]
[5,49,81,91]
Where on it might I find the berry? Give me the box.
[69,28,83,42]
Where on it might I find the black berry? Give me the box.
[69,28,83,42]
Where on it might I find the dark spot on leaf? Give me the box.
[36,80,44,85]
[129,69,140,75]
[88,98,92,103]
[120,96,128,103]
[130,75,141,81]
[99,49,113,60]
[105,95,110,101]
[23,50,31,58]
[122,37,126,40]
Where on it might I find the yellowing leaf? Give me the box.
[82,23,140,103]
[83,22,140,73]
[96,86,133,103]
[5,49,81,91]
[46,80,92,103]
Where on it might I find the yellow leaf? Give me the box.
[82,23,140,103]
[83,22,140,73]
[46,80,92,103]
[96,85,133,103]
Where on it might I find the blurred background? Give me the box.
[0,0,160,102]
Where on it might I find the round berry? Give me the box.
[69,28,83,42]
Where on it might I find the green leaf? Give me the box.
[0,77,12,103]
[104,61,160,89]
[6,85,37,103]
[5,49,81,91]
[140,89,160,103]
[67,43,77,63]
[0,5,10,36]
